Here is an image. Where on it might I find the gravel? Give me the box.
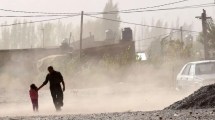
[165,84,215,110]
[1,109,215,120]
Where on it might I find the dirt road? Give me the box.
[1,109,215,120]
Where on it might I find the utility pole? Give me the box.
[80,11,84,59]
[180,26,183,42]
[196,9,211,60]
[202,9,209,60]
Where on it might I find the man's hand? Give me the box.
[38,84,45,91]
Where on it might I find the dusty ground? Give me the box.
[0,87,206,120]
[1,84,214,120]
[1,109,215,120]
[2,84,215,120]
[0,84,190,116]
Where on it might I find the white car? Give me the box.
[176,60,215,91]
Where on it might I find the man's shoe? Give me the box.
[56,107,61,112]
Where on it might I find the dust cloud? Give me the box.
[0,55,191,117]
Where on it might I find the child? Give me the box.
[29,84,39,112]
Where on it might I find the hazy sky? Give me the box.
[0,0,214,32]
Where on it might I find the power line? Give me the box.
[85,15,200,33]
[0,2,211,30]
[88,3,215,15]
[123,3,215,13]
[0,8,79,15]
[0,0,189,15]
[0,14,79,18]
[0,2,213,17]
[0,3,214,18]
[88,0,190,14]
[0,15,80,27]
[117,0,190,12]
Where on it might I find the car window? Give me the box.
[182,64,191,75]
[196,62,215,75]
[189,64,195,76]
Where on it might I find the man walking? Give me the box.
[39,66,65,111]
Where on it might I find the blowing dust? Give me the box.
[0,56,190,117]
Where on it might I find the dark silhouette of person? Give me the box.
[29,84,39,112]
[38,66,65,111]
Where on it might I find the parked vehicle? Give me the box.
[176,60,215,91]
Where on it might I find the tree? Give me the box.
[21,20,28,48]
[1,22,11,49]
[28,23,37,48]
[206,20,215,49]
[102,0,120,40]
[11,19,22,49]
[43,23,55,47]
[197,19,215,57]
[55,20,70,45]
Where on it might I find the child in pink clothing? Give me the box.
[29,84,38,112]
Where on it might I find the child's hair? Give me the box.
[30,84,38,90]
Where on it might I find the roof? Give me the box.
[189,60,215,64]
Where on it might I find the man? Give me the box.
[38,66,65,111]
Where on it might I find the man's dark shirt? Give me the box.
[43,71,64,89]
